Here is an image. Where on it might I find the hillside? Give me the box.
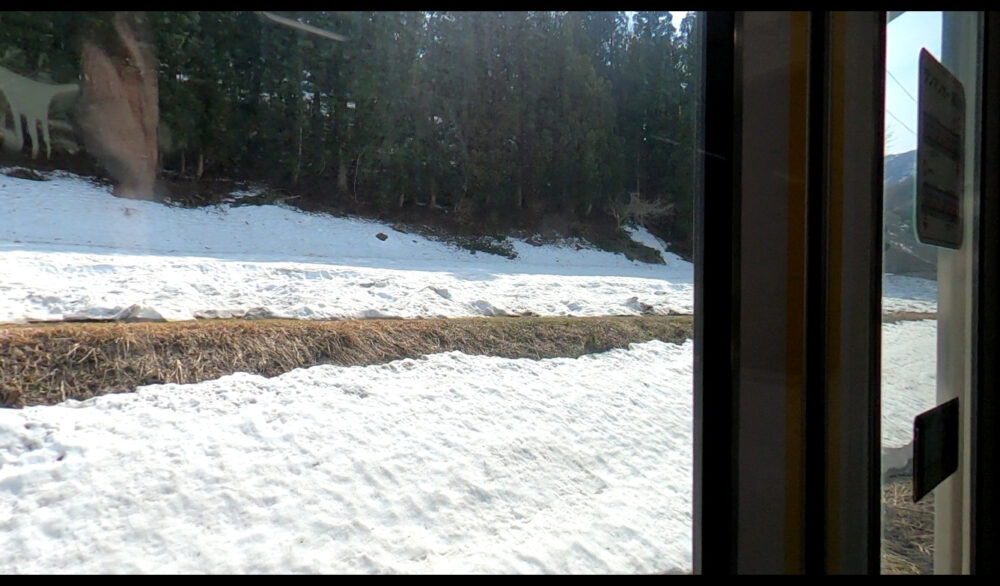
[883,149,938,278]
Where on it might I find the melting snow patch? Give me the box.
[625,225,669,257]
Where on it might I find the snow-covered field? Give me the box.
[0,326,934,574]
[0,169,933,322]
[882,319,936,448]
[0,170,692,323]
[883,274,937,314]
[0,340,692,574]
[0,169,938,573]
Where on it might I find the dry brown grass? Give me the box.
[881,475,934,574]
[0,315,692,408]
[882,311,936,323]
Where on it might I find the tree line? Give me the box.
[0,11,699,254]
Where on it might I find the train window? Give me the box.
[0,11,701,573]
[880,10,983,575]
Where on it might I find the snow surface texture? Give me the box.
[0,340,693,575]
[883,274,937,314]
[881,319,936,448]
[0,169,933,323]
[0,320,936,574]
[0,170,690,323]
[0,168,941,573]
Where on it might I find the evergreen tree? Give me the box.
[0,11,702,254]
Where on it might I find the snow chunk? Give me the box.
[114,304,167,322]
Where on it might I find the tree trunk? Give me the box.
[353,149,363,202]
[290,12,304,188]
[314,108,327,177]
[635,150,642,197]
[180,151,185,177]
[516,163,524,210]
[397,189,405,208]
[292,124,302,186]
[337,146,348,192]
[196,152,204,179]
[429,175,437,210]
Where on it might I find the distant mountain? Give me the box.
[884,149,916,187]
[882,149,936,279]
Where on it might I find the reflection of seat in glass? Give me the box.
[0,64,79,159]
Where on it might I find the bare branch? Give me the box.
[610,192,675,229]
[257,12,347,42]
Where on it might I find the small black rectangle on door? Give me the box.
[913,397,960,502]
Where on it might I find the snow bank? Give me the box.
[1,170,693,323]
[0,313,940,574]
[1,170,935,323]
[0,248,694,323]
[0,340,694,574]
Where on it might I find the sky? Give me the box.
[676,10,942,156]
[885,11,943,155]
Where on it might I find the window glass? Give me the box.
[0,11,701,573]
[881,10,983,575]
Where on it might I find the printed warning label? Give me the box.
[916,49,965,249]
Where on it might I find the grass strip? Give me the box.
[1,315,692,408]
